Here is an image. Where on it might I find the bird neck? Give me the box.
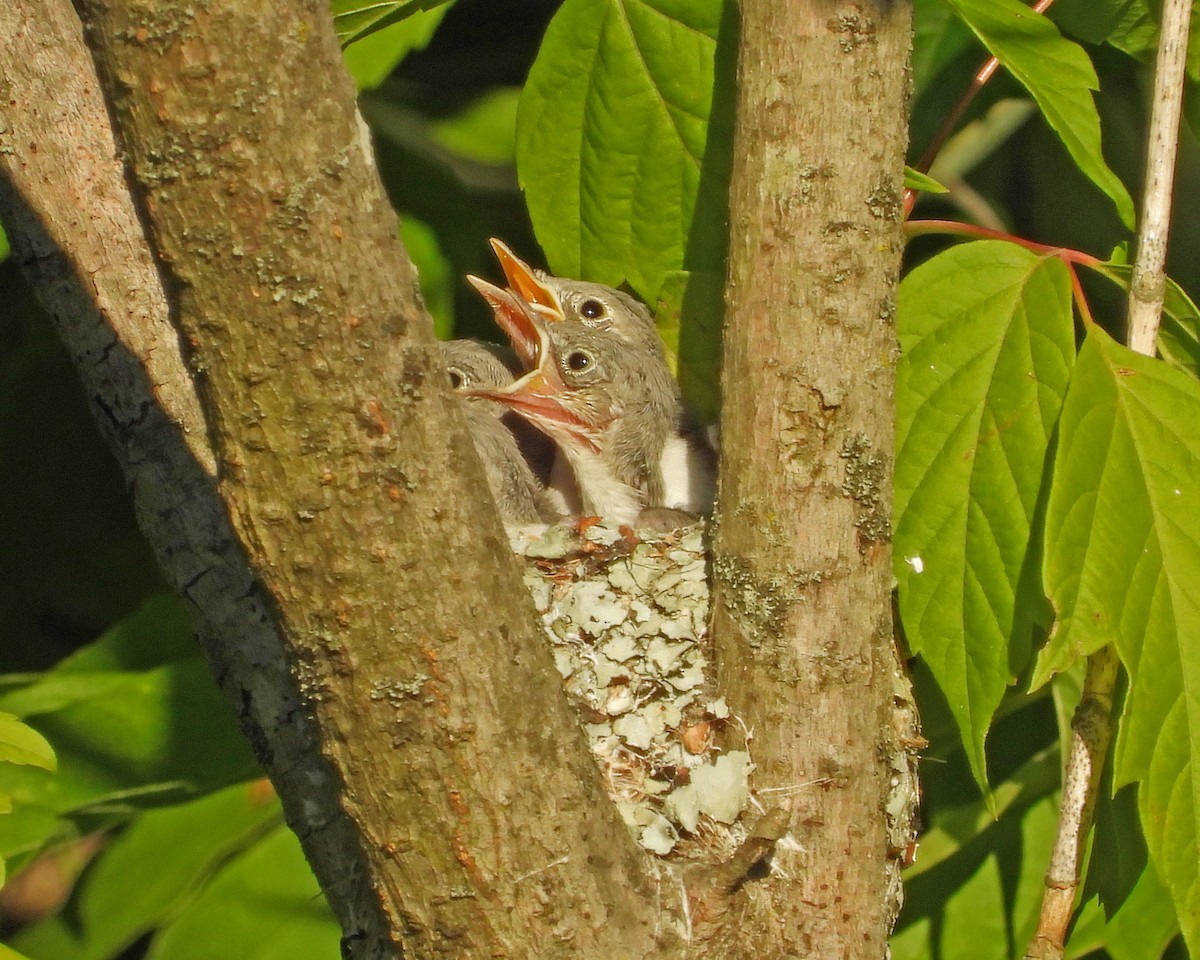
[557,442,645,526]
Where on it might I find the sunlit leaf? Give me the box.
[943,0,1136,228]
[0,599,257,840]
[517,0,728,300]
[1036,329,1200,955]
[904,166,949,194]
[891,749,1060,960]
[895,241,1074,789]
[0,715,55,772]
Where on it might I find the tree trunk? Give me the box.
[709,1,914,956]
[0,1,661,957]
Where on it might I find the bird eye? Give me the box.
[566,350,593,372]
[580,298,606,320]
[448,369,464,389]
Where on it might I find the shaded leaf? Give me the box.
[913,0,975,99]
[429,88,520,165]
[0,598,257,867]
[654,269,722,421]
[1085,260,1200,380]
[147,825,339,960]
[1036,329,1200,954]
[341,6,447,90]
[891,748,1061,960]
[12,783,280,960]
[895,241,1074,788]
[331,0,452,49]
[400,216,454,339]
[943,0,1135,228]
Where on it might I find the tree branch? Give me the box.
[2,1,664,956]
[1127,0,1192,354]
[709,1,913,955]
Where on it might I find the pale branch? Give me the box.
[710,1,913,957]
[1127,0,1192,355]
[3,1,666,956]
[1024,648,1120,960]
[1026,8,1192,956]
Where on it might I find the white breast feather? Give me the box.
[660,435,716,513]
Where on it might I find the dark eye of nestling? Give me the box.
[566,350,592,372]
[580,298,606,320]
[448,369,464,389]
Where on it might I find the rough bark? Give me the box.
[709,1,913,957]
[0,2,663,957]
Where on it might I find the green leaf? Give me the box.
[1085,260,1200,380]
[895,241,1075,789]
[341,5,447,91]
[0,715,55,772]
[913,0,975,100]
[1048,0,1136,46]
[429,88,521,165]
[331,0,452,49]
[147,824,339,960]
[517,0,728,299]
[0,224,8,263]
[904,166,949,194]
[1090,1,1200,83]
[942,0,1136,228]
[400,216,454,339]
[891,748,1061,960]
[0,598,257,849]
[1068,854,1179,960]
[1036,329,1200,954]
[12,782,281,960]
[654,270,722,421]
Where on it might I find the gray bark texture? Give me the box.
[709,0,916,957]
[0,1,661,957]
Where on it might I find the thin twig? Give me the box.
[1127,0,1193,355]
[1024,649,1120,960]
[1024,4,1192,957]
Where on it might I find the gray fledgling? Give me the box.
[468,244,715,522]
[439,339,556,530]
[468,318,714,526]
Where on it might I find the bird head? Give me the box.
[468,239,663,363]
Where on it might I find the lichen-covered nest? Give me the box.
[511,520,750,859]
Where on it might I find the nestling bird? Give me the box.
[466,306,715,525]
[438,339,557,531]
[468,241,716,524]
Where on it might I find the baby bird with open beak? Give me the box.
[465,286,715,525]
[467,241,716,525]
[438,339,557,532]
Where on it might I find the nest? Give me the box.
[511,519,750,859]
